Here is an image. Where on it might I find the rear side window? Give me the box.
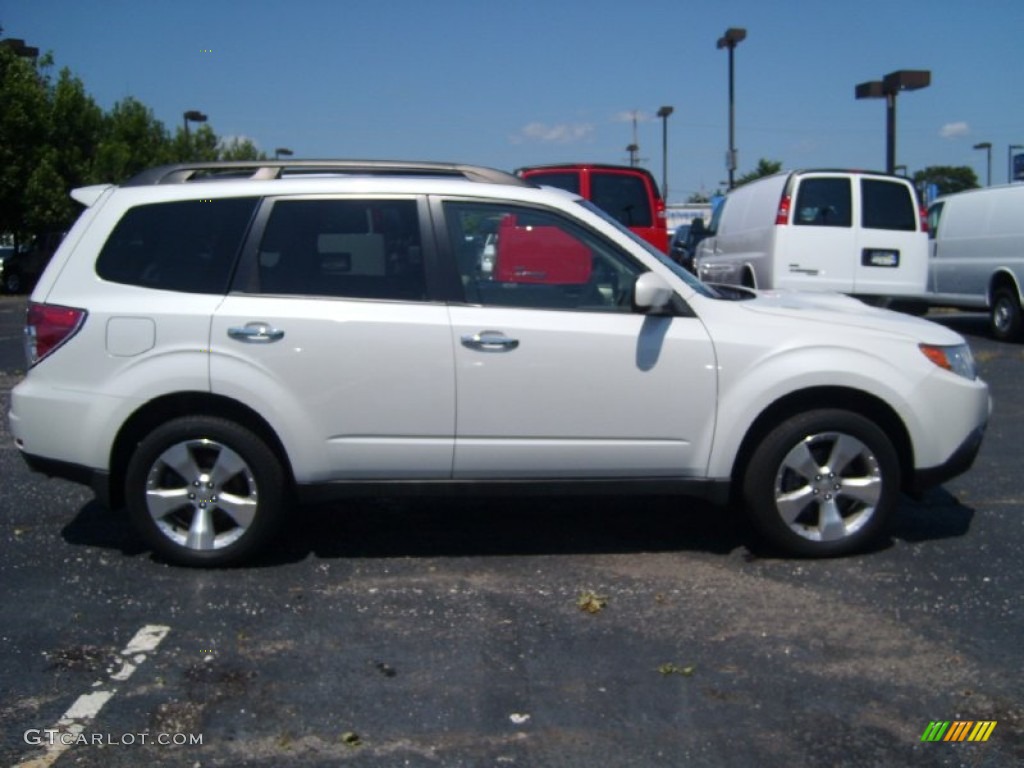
[794,178,851,227]
[524,172,581,195]
[96,198,257,293]
[590,173,653,227]
[255,199,426,301]
[862,179,917,231]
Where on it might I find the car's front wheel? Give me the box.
[742,410,900,557]
[125,416,285,567]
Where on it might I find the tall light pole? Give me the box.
[855,70,930,174]
[717,27,746,190]
[1009,144,1024,183]
[973,142,992,186]
[182,110,208,162]
[657,106,674,201]
[183,110,207,141]
[274,147,294,159]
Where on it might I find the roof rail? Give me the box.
[122,160,529,187]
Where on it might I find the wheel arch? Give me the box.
[988,268,1023,305]
[730,386,914,493]
[107,392,295,510]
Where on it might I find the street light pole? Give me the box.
[855,70,931,174]
[274,148,294,160]
[973,142,992,186]
[182,110,208,160]
[717,28,746,190]
[657,106,674,201]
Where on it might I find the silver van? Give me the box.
[927,183,1024,341]
[695,170,928,302]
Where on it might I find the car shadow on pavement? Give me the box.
[60,487,976,567]
[290,494,751,562]
[61,499,148,556]
[889,487,976,543]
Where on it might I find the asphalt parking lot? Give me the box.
[0,294,1021,767]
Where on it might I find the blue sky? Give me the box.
[3,0,1023,202]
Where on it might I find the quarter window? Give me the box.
[444,201,643,312]
[255,199,426,300]
[96,198,257,293]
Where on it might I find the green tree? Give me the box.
[218,136,267,161]
[170,123,219,163]
[735,158,783,187]
[33,67,104,228]
[0,45,50,245]
[912,166,978,197]
[93,97,174,182]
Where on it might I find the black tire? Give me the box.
[3,269,22,294]
[742,409,900,557]
[125,416,285,567]
[990,287,1022,342]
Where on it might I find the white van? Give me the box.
[695,170,928,301]
[926,184,1024,341]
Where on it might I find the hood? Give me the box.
[739,289,964,344]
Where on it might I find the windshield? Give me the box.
[576,200,720,298]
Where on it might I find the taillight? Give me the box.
[776,194,792,225]
[24,301,87,366]
[919,205,929,233]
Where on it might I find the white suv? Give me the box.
[8,161,990,566]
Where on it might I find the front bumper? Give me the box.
[909,424,986,494]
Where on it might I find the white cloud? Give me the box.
[939,122,970,139]
[511,122,595,144]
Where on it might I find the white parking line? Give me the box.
[14,624,171,768]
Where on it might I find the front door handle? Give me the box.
[228,322,285,343]
[460,330,519,352]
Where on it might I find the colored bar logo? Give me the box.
[921,721,997,742]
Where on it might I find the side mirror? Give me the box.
[632,271,674,312]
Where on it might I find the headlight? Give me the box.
[919,343,977,380]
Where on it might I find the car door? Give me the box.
[854,177,927,295]
[210,196,455,482]
[777,175,856,291]
[438,199,717,479]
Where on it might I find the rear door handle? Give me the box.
[460,331,519,352]
[228,322,285,343]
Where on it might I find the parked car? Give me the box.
[516,163,669,253]
[694,170,928,302]
[0,232,64,294]
[9,160,989,567]
[669,218,712,274]
[926,183,1024,341]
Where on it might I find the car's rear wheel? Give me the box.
[126,416,285,567]
[743,410,899,557]
[990,287,1021,342]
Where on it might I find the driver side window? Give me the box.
[444,201,643,312]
